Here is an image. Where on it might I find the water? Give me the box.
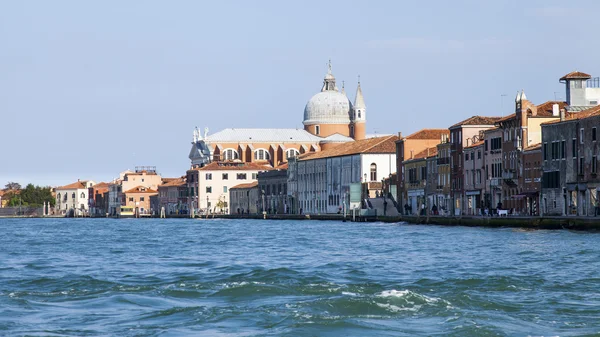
[1,219,600,336]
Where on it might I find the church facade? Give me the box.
[188,62,368,168]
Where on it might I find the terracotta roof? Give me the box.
[524,143,542,151]
[56,181,90,190]
[535,101,568,117]
[161,177,179,184]
[542,105,600,125]
[403,129,449,140]
[464,140,484,149]
[92,182,109,188]
[230,181,259,190]
[560,71,592,81]
[124,186,158,194]
[160,177,186,187]
[0,190,4,197]
[450,116,503,128]
[198,161,273,171]
[298,135,399,161]
[275,162,288,170]
[411,146,438,160]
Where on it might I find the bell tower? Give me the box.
[352,78,366,140]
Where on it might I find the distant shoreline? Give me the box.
[2,214,600,230]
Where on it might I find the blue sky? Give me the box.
[1,0,598,187]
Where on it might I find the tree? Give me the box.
[16,184,55,207]
[5,182,21,190]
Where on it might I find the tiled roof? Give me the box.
[298,135,399,161]
[56,181,89,190]
[404,129,449,140]
[124,186,158,194]
[560,71,592,80]
[412,146,438,160]
[542,105,600,125]
[464,140,484,149]
[535,101,568,117]
[524,143,542,151]
[198,161,274,171]
[450,116,503,128]
[160,177,186,187]
[230,181,259,190]
[206,128,322,143]
[275,162,289,170]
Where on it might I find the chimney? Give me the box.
[552,104,559,117]
[560,108,566,121]
[398,132,402,138]
[410,150,414,159]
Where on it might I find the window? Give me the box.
[315,125,320,135]
[572,80,583,89]
[206,186,212,193]
[579,157,585,175]
[129,197,134,202]
[572,139,577,158]
[590,100,598,105]
[593,127,597,141]
[222,173,228,180]
[72,192,76,199]
[465,153,469,161]
[593,156,598,174]
[543,143,547,161]
[561,140,566,159]
[478,151,481,160]
[140,197,145,202]
[254,149,270,161]
[223,149,239,160]
[223,186,228,193]
[252,173,257,179]
[370,163,377,181]
[580,128,585,144]
[286,148,300,159]
[80,192,85,198]
[237,173,247,180]
[206,173,212,180]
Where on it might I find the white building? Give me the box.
[196,161,272,214]
[288,135,399,214]
[55,180,96,215]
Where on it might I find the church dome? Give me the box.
[303,91,352,125]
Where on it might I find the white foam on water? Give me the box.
[342,291,359,297]
[376,302,421,312]
[376,289,450,306]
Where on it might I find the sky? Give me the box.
[1,0,599,187]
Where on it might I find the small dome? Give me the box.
[303,91,352,125]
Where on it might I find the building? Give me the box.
[463,141,485,215]
[541,105,600,216]
[55,180,96,216]
[157,177,188,215]
[196,161,272,214]
[482,127,503,212]
[403,146,437,215]
[449,116,501,215]
[88,182,109,217]
[229,181,259,214]
[396,129,450,212]
[123,186,158,215]
[522,143,542,215]
[187,62,367,169]
[258,165,289,214]
[495,91,567,213]
[288,135,398,215]
[561,71,600,108]
[435,134,452,214]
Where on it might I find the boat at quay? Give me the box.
[1,217,600,336]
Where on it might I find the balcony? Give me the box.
[502,171,515,180]
[408,180,426,189]
[437,157,450,165]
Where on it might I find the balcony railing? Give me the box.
[502,171,515,180]
[437,157,450,165]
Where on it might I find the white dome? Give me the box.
[303,91,352,125]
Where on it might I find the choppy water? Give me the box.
[1,219,600,336]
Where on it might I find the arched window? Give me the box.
[57,193,61,201]
[370,163,377,181]
[71,192,76,199]
[254,149,270,160]
[315,125,320,135]
[286,148,299,159]
[223,149,239,161]
[81,192,85,198]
